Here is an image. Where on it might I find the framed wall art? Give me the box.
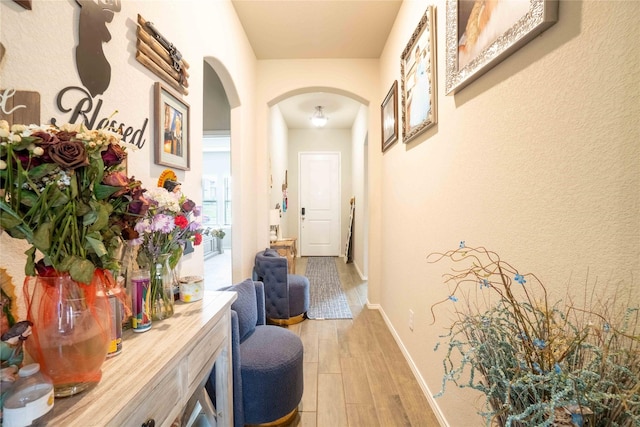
[445,0,558,95]
[154,82,190,170]
[13,1,32,10]
[401,6,437,144]
[381,80,398,152]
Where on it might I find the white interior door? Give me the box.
[299,152,341,256]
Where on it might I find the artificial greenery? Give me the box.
[429,243,639,427]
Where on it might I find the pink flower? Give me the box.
[102,171,129,197]
[151,214,175,233]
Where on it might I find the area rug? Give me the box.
[305,257,353,319]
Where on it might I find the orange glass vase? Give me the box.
[24,269,112,397]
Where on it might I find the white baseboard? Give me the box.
[370,304,450,427]
[340,256,368,281]
[352,261,367,281]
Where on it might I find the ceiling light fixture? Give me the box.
[311,106,328,128]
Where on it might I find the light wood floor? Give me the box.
[283,257,441,427]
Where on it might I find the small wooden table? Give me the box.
[41,291,237,427]
[270,238,297,274]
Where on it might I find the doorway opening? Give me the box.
[268,89,369,279]
[202,60,232,289]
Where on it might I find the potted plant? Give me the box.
[213,228,225,253]
[429,243,639,427]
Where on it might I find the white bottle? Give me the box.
[2,363,54,427]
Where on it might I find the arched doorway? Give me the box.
[202,59,237,289]
[268,89,369,280]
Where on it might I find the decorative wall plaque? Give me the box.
[0,89,41,126]
[136,14,190,95]
[75,0,122,97]
[13,0,32,10]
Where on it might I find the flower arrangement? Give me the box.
[429,243,639,427]
[128,186,204,319]
[130,185,204,268]
[0,120,147,284]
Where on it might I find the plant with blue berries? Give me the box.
[429,243,639,427]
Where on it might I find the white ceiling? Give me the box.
[277,92,363,129]
[231,0,402,129]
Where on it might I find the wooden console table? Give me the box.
[270,238,297,274]
[41,291,237,427]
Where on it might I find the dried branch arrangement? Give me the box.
[428,243,639,427]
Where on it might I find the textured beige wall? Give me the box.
[378,1,640,425]
[1,1,638,423]
[351,105,369,278]
[269,105,289,235]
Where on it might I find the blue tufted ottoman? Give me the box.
[241,322,303,425]
[209,279,304,427]
[254,249,310,325]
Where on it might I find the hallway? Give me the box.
[201,253,440,425]
[286,257,440,427]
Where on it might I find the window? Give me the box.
[202,200,217,225]
[202,134,230,226]
[202,176,217,225]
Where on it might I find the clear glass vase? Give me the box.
[23,269,111,397]
[117,244,138,329]
[149,253,174,321]
[169,247,183,301]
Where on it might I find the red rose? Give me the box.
[181,199,196,213]
[194,233,202,246]
[16,151,43,170]
[55,131,77,142]
[174,215,188,229]
[127,196,150,218]
[130,179,145,198]
[31,131,60,147]
[121,226,139,241]
[102,143,126,167]
[35,260,58,277]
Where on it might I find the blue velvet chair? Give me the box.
[253,248,310,325]
[207,279,304,427]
